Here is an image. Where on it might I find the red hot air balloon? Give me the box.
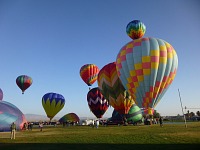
[80,64,99,88]
[16,75,33,94]
[87,87,109,118]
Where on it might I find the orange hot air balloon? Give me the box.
[80,64,99,87]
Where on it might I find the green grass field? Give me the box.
[0,122,200,150]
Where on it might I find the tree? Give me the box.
[190,112,195,117]
[153,110,160,118]
[196,111,200,116]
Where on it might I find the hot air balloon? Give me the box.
[42,92,65,121]
[126,20,146,40]
[0,88,3,100]
[109,104,143,125]
[16,75,32,94]
[116,37,178,115]
[0,101,27,132]
[59,113,80,123]
[80,64,99,88]
[87,87,109,118]
[97,62,134,114]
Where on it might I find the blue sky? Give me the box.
[0,0,200,119]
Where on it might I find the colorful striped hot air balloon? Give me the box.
[80,64,99,87]
[116,37,178,115]
[87,87,109,118]
[42,93,65,121]
[16,75,32,94]
[59,113,80,123]
[97,62,134,114]
[126,20,146,40]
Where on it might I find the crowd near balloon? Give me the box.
[0,20,178,131]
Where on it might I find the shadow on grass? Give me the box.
[0,143,199,150]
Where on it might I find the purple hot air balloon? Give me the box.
[0,88,3,101]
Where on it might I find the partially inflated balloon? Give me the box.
[116,37,178,115]
[87,87,109,118]
[0,101,27,131]
[16,75,32,94]
[80,64,99,86]
[0,88,3,100]
[126,20,146,40]
[110,104,143,123]
[42,93,65,121]
[98,62,134,114]
[59,113,80,123]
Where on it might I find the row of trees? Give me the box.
[143,110,200,118]
[185,110,200,118]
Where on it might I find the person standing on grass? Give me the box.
[10,122,16,140]
[96,120,99,128]
[39,122,43,131]
[30,122,33,130]
[159,117,163,127]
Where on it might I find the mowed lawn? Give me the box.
[0,122,200,150]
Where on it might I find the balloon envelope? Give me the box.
[98,62,134,114]
[42,93,65,121]
[116,37,178,114]
[59,113,80,123]
[80,64,99,86]
[87,87,109,118]
[126,20,146,40]
[0,88,3,100]
[16,75,32,94]
[0,101,27,132]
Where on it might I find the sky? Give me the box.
[0,0,200,119]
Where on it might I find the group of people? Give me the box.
[144,116,163,127]
[92,119,99,128]
[22,122,34,130]
[10,121,44,140]
[9,117,163,140]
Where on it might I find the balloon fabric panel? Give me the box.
[116,37,178,113]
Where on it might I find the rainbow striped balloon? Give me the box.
[16,75,32,94]
[116,37,178,114]
[126,20,146,40]
[80,64,99,86]
[97,62,134,114]
[59,113,80,123]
